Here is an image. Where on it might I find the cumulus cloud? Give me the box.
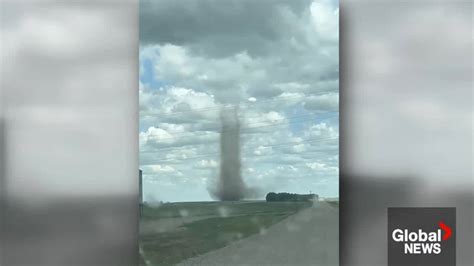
[304,122,339,139]
[140,0,320,57]
[143,164,177,173]
[196,159,218,169]
[310,0,339,42]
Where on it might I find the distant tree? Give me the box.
[266,192,318,202]
[266,192,277,202]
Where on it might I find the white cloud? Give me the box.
[253,146,273,156]
[304,122,339,139]
[196,159,218,169]
[306,161,337,171]
[292,144,306,153]
[144,164,176,173]
[140,127,174,145]
[310,0,339,42]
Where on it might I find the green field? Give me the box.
[139,201,312,266]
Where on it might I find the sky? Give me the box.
[139,0,339,202]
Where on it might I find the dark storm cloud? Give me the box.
[139,0,339,103]
[140,0,314,57]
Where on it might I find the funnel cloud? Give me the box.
[209,107,260,201]
[209,108,244,200]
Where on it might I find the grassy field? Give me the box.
[139,201,311,266]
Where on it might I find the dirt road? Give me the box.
[178,201,338,266]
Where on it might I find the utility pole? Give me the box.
[139,169,143,216]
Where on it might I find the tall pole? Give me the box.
[139,169,143,216]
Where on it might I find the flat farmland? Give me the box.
[139,201,312,266]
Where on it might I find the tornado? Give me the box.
[209,107,246,201]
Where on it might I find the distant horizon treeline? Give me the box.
[265,192,318,202]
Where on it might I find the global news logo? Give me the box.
[391,221,452,255]
[388,208,455,266]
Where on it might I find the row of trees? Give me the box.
[265,192,318,202]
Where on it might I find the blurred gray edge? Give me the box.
[1,0,472,266]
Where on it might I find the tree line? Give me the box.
[265,192,318,202]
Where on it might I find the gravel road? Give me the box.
[178,201,339,266]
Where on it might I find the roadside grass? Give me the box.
[141,201,310,219]
[326,200,339,208]
[140,201,310,265]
